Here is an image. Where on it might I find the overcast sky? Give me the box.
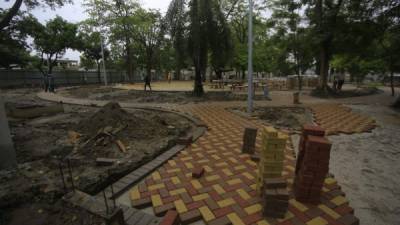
[0,0,171,60]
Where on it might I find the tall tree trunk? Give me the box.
[97,61,101,83]
[175,67,181,81]
[315,59,321,76]
[0,0,22,30]
[319,43,330,90]
[193,65,204,97]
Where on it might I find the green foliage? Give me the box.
[32,16,78,75]
[0,11,38,68]
[130,9,165,76]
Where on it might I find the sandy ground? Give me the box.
[328,105,400,225]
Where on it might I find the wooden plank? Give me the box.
[116,140,127,153]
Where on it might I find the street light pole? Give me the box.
[247,0,254,114]
[100,34,108,86]
[95,0,108,86]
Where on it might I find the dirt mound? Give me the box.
[75,102,169,158]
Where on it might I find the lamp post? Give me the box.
[95,0,108,86]
[247,0,254,114]
[99,34,108,86]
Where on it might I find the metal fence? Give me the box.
[0,70,142,88]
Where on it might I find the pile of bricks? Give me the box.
[242,127,258,154]
[256,127,287,194]
[294,124,332,203]
[262,178,289,218]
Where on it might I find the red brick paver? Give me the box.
[130,105,358,225]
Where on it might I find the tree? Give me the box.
[77,25,110,83]
[210,1,233,80]
[268,0,314,90]
[32,16,78,76]
[372,0,400,96]
[165,0,187,80]
[298,0,345,90]
[84,0,140,81]
[0,0,71,30]
[167,0,233,96]
[131,9,165,80]
[0,11,37,68]
[230,1,250,79]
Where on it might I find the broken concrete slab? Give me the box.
[0,99,17,169]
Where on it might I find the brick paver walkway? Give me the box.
[129,105,357,225]
[311,104,376,135]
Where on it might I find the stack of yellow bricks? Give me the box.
[256,126,288,194]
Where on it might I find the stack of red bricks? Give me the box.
[262,178,289,218]
[294,124,331,203]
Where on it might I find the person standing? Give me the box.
[144,74,152,91]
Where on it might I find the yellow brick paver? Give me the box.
[199,206,215,222]
[151,194,162,207]
[318,205,341,219]
[217,198,235,208]
[331,196,348,206]
[237,189,251,200]
[192,193,209,201]
[306,217,328,225]
[227,213,245,225]
[174,199,187,214]
[244,204,262,214]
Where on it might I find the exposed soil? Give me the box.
[231,106,310,131]
[59,85,118,99]
[59,86,268,104]
[310,86,382,99]
[393,96,400,109]
[1,201,103,225]
[0,88,195,225]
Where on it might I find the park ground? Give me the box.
[0,82,399,225]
